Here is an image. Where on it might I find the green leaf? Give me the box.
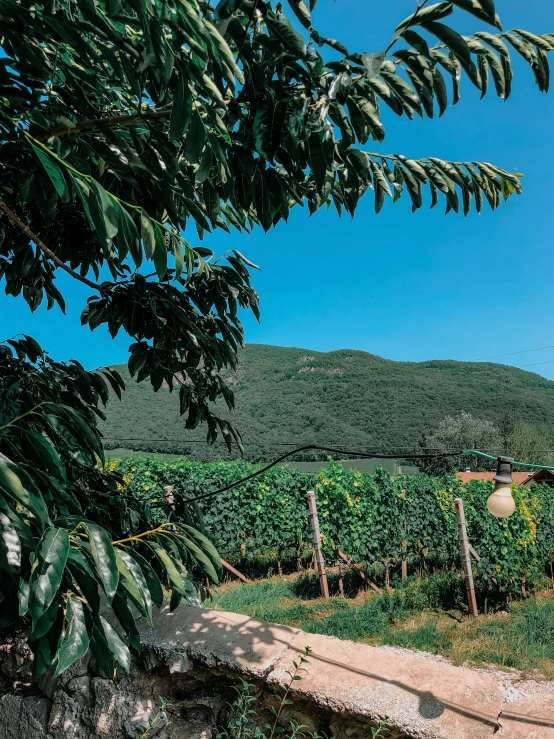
[362,51,385,79]
[84,523,118,603]
[141,210,156,260]
[0,453,49,529]
[153,224,168,280]
[307,134,327,191]
[172,532,219,584]
[422,21,471,67]
[112,591,141,651]
[402,30,432,59]
[28,142,69,201]
[19,579,30,617]
[433,67,449,115]
[75,179,108,247]
[32,606,64,681]
[144,540,187,597]
[0,512,21,573]
[170,76,192,141]
[254,103,276,161]
[395,2,453,34]
[214,0,245,20]
[129,550,164,608]
[196,146,213,184]
[67,547,101,611]
[90,622,114,678]
[329,71,352,104]
[116,204,142,268]
[184,109,206,164]
[54,597,91,676]
[115,548,153,621]
[287,0,312,30]
[23,429,66,482]
[43,403,104,461]
[207,22,245,85]
[179,524,223,577]
[173,235,184,279]
[450,0,501,29]
[266,15,307,58]
[29,527,70,627]
[90,179,119,241]
[370,161,392,213]
[100,615,131,674]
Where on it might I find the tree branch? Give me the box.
[35,110,172,142]
[0,201,104,293]
[34,97,230,142]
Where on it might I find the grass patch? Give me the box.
[209,572,554,678]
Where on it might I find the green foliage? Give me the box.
[100,345,554,462]
[417,411,502,474]
[499,412,554,465]
[135,696,173,739]
[118,456,554,597]
[0,340,223,679]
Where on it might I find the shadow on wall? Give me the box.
[140,605,554,738]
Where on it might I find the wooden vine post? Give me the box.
[307,490,330,600]
[401,490,408,579]
[164,485,175,510]
[454,498,478,617]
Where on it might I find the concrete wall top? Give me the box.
[141,604,554,739]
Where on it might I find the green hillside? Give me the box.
[99,344,554,462]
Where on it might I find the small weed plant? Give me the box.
[216,647,388,739]
[135,697,173,739]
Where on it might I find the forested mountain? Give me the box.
[100,345,554,462]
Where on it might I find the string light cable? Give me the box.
[90,446,554,508]
[152,446,554,507]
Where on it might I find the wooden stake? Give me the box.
[164,485,175,511]
[333,548,382,593]
[454,498,478,617]
[220,558,249,583]
[307,490,329,599]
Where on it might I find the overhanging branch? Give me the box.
[0,201,104,292]
[35,110,172,142]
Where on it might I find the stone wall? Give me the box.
[1,605,554,739]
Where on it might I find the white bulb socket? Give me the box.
[486,481,516,518]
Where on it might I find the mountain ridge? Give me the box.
[99,343,554,461]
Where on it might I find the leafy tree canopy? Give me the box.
[0,0,552,678]
[499,412,554,466]
[418,411,502,473]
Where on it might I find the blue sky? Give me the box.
[3,1,554,376]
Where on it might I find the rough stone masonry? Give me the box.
[1,605,554,739]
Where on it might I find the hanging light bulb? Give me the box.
[486,456,515,518]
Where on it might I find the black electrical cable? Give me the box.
[150,444,463,507]
[103,437,554,454]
